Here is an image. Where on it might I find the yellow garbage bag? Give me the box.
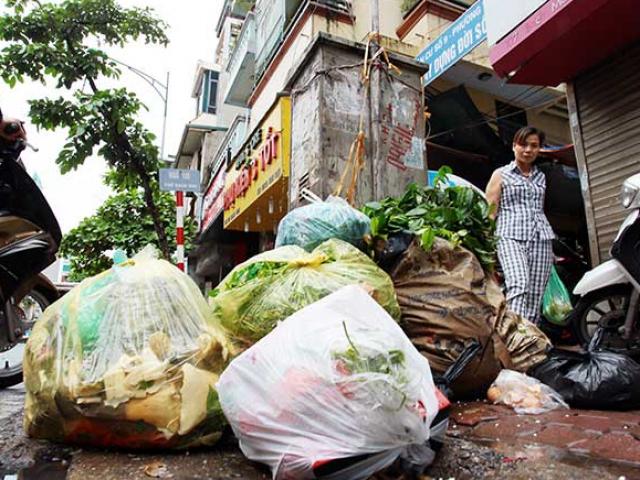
[209,239,401,349]
[23,247,236,449]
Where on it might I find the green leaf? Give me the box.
[360,164,497,271]
[365,201,382,211]
[206,386,221,413]
[420,228,435,251]
[406,207,427,217]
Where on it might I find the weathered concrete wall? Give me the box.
[289,46,324,206]
[288,35,427,209]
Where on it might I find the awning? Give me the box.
[489,0,640,86]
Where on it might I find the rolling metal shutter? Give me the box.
[572,41,640,264]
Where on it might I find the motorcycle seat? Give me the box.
[0,215,42,249]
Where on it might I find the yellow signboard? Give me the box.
[223,97,291,230]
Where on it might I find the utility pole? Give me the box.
[371,0,379,34]
[370,0,383,200]
[108,59,184,268]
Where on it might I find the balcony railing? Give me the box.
[224,12,257,106]
[254,0,352,77]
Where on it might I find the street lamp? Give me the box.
[110,57,170,160]
[109,58,185,270]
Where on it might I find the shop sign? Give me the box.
[200,167,226,232]
[223,97,291,229]
[223,128,280,210]
[227,128,263,170]
[416,0,486,85]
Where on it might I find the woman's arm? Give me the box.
[485,169,502,220]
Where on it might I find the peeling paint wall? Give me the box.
[289,41,427,209]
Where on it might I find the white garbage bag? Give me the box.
[487,369,569,415]
[217,285,445,480]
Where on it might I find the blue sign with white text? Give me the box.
[416,0,486,85]
[159,168,201,193]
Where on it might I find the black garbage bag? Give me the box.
[530,331,640,410]
[374,231,415,272]
[433,341,482,400]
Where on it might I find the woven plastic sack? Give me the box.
[209,239,401,348]
[275,196,371,251]
[487,369,568,415]
[23,246,236,449]
[542,266,572,325]
[217,285,446,480]
[388,238,551,398]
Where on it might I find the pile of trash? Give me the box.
[385,236,550,397]
[24,168,640,477]
[24,247,235,449]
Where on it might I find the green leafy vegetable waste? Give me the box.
[332,322,409,411]
[208,239,401,348]
[362,166,498,271]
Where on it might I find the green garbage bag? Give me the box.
[275,196,371,252]
[208,239,401,348]
[542,266,572,325]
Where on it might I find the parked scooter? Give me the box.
[570,173,640,355]
[0,110,61,388]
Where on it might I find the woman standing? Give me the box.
[485,126,555,324]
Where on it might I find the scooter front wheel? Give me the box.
[0,287,55,388]
[572,284,640,355]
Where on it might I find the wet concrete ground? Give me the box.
[1,384,637,479]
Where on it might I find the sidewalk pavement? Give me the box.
[449,401,640,467]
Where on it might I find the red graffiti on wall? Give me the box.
[380,99,421,170]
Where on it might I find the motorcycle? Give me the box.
[0,111,61,388]
[570,173,640,355]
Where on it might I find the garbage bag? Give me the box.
[217,285,447,480]
[387,237,550,398]
[432,341,481,400]
[487,370,568,414]
[23,247,236,449]
[530,346,640,410]
[542,265,572,325]
[373,231,415,273]
[495,309,551,373]
[275,196,371,252]
[209,239,401,348]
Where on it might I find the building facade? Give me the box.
[180,0,580,285]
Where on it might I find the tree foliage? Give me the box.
[0,0,174,257]
[59,190,196,281]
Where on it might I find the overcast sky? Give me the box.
[0,0,223,233]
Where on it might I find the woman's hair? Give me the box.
[513,126,546,147]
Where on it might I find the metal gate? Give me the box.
[569,41,640,265]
